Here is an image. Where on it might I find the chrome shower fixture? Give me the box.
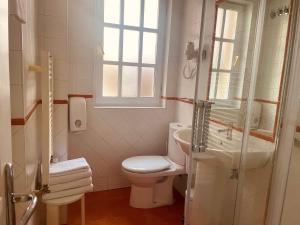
[192,100,213,153]
[270,6,290,19]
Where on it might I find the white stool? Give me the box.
[45,194,85,225]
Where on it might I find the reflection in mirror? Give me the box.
[209,0,253,119]
[208,0,291,142]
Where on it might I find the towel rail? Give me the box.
[41,51,54,187]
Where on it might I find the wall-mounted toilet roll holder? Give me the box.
[5,163,40,225]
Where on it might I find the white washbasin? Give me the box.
[173,128,192,155]
[173,128,273,169]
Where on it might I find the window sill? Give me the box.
[93,97,166,109]
[93,105,166,109]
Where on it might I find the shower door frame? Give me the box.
[186,0,269,224]
[265,1,300,224]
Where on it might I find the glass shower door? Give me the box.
[183,0,292,224]
[185,0,255,222]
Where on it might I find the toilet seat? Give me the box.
[122,156,171,173]
[122,155,185,209]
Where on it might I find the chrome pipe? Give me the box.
[5,163,15,225]
[17,194,38,225]
[5,163,38,225]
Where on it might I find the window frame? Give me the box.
[94,0,167,107]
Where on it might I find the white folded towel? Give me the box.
[50,158,90,177]
[43,184,93,201]
[49,169,92,185]
[49,177,92,193]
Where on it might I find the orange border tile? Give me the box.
[11,100,42,125]
[54,99,69,104]
[161,96,193,104]
[11,99,69,125]
[68,94,93,98]
[11,118,26,126]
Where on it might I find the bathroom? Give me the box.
[1,0,300,225]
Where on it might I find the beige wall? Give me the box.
[172,0,206,194]
[175,0,201,125]
[9,0,44,224]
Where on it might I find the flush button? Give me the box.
[75,120,82,128]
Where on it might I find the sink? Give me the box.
[224,147,273,169]
[173,127,273,169]
[173,128,192,155]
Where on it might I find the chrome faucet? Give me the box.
[217,122,233,140]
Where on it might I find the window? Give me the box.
[210,7,239,100]
[96,0,166,107]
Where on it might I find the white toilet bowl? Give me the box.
[122,155,185,208]
[122,123,188,208]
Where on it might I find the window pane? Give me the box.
[123,30,139,62]
[216,72,230,99]
[142,32,157,64]
[103,27,119,61]
[124,0,140,27]
[209,72,217,99]
[215,8,224,38]
[223,10,238,39]
[144,0,159,29]
[103,65,118,97]
[212,41,220,69]
[220,42,234,70]
[122,66,138,97]
[141,67,154,97]
[104,0,120,24]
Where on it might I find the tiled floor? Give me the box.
[68,188,184,225]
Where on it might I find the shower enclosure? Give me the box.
[186,0,296,224]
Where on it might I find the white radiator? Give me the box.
[41,51,54,186]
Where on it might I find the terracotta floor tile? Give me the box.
[68,188,184,225]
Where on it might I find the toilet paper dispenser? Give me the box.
[69,97,87,132]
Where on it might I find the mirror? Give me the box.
[208,0,291,142]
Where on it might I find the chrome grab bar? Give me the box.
[5,163,38,225]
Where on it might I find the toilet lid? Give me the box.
[122,156,171,173]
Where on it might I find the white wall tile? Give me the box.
[9,50,23,85]
[53,80,68,99]
[53,60,68,81]
[43,0,67,17]
[43,37,67,60]
[10,84,24,118]
[9,0,43,223]
[53,105,68,161]
[9,15,22,50]
[42,15,67,39]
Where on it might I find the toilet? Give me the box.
[122,123,187,208]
